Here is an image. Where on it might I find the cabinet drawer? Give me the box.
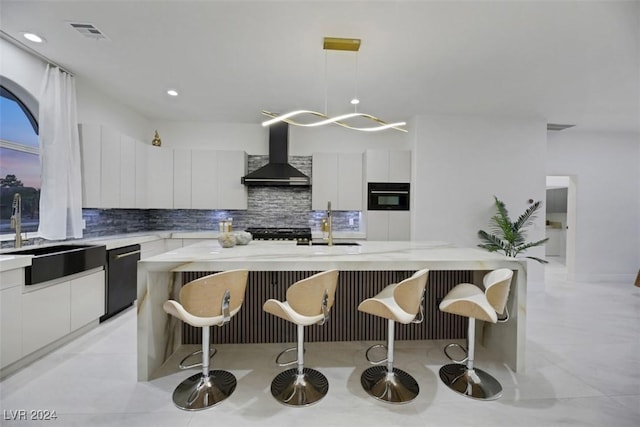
[22,282,71,356]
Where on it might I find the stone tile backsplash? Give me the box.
[76,154,361,239]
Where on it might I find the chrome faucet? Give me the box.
[327,200,333,246]
[11,193,22,248]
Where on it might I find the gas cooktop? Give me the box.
[245,227,312,241]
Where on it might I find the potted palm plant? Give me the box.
[478,196,549,264]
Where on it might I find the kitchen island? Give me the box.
[137,240,526,381]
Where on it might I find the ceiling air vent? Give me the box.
[547,123,575,131]
[68,22,109,40]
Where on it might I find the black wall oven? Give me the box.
[367,182,410,211]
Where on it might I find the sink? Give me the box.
[3,244,106,285]
[296,241,361,246]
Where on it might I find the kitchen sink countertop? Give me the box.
[0,229,366,272]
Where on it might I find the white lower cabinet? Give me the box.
[366,211,411,241]
[13,270,105,362]
[70,270,105,331]
[22,282,71,356]
[1,285,23,368]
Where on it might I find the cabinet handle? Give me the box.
[114,250,141,260]
[370,190,409,195]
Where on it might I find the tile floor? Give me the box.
[1,259,639,426]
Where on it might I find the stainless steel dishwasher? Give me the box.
[100,244,141,322]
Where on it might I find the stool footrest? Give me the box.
[179,348,217,370]
[443,342,468,364]
[365,344,388,365]
[275,346,305,367]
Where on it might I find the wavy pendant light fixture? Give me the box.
[261,37,408,133]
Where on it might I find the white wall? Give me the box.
[148,120,409,155]
[411,114,548,284]
[547,129,640,283]
[0,38,149,142]
[75,77,150,141]
[0,39,46,101]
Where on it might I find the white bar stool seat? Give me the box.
[357,269,429,404]
[163,269,249,410]
[263,269,339,407]
[438,268,513,400]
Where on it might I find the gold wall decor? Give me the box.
[152,130,162,146]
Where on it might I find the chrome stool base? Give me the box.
[172,370,237,411]
[439,363,503,401]
[270,368,329,406]
[361,366,419,404]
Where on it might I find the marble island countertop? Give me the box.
[141,239,524,272]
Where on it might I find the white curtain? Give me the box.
[37,64,83,240]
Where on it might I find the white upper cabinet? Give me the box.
[173,149,192,209]
[190,150,247,210]
[135,141,148,209]
[119,135,137,208]
[146,146,174,209]
[79,124,247,210]
[79,124,101,208]
[365,149,411,183]
[100,126,121,208]
[312,152,363,211]
[191,150,219,209]
[80,124,140,209]
[217,150,247,209]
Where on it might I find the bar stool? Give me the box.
[358,269,429,404]
[263,269,339,406]
[163,269,249,410]
[438,268,513,400]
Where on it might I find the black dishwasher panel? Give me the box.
[100,244,141,322]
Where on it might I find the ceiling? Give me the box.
[1,0,639,132]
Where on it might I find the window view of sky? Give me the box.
[0,95,40,189]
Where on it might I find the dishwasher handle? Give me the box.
[114,249,141,260]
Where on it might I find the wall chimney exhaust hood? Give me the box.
[241,123,310,186]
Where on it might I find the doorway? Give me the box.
[545,175,576,279]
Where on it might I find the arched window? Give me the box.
[0,78,40,233]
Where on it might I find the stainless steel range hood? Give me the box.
[241,123,310,186]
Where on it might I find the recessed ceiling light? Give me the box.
[167,89,178,97]
[23,32,44,43]
[350,98,360,105]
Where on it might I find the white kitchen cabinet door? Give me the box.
[217,151,247,209]
[366,211,390,241]
[191,150,219,209]
[389,150,411,183]
[22,282,71,356]
[312,153,339,210]
[146,146,174,209]
[78,124,102,208]
[173,149,192,209]
[135,141,148,208]
[70,270,105,331]
[388,211,411,240]
[100,126,121,208]
[365,150,389,183]
[119,135,137,208]
[366,150,411,183]
[366,211,411,241]
[337,152,363,211]
[0,285,22,368]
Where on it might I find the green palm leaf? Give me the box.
[478,196,548,263]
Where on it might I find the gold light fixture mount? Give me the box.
[323,37,361,52]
